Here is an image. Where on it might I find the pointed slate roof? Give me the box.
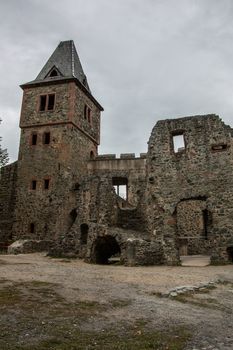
[21,40,103,110]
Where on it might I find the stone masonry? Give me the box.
[0,40,233,265]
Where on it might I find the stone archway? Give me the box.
[90,235,121,264]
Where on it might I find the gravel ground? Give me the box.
[0,253,233,350]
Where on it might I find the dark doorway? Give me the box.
[91,235,121,264]
[227,247,233,262]
[80,224,89,244]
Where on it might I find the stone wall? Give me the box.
[0,162,17,244]
[146,114,233,263]
[87,156,146,207]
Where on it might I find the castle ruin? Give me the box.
[1,40,233,265]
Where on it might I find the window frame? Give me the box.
[171,130,186,154]
[38,93,56,112]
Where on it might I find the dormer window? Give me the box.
[39,94,55,111]
[49,69,58,77]
[45,66,61,79]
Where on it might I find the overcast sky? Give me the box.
[1,0,233,161]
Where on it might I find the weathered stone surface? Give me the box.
[8,240,52,254]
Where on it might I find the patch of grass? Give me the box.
[1,326,191,350]
[110,298,132,308]
[217,280,233,288]
[170,290,229,312]
[149,291,163,297]
[0,280,191,350]
[0,286,22,306]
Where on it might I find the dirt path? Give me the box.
[0,253,233,349]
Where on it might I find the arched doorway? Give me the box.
[91,235,121,264]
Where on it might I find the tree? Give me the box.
[0,119,9,168]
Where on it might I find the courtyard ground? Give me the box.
[0,253,232,350]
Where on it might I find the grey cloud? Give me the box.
[1,0,233,161]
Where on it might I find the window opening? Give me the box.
[112,177,128,201]
[29,223,35,234]
[172,133,185,153]
[39,95,47,111]
[39,94,55,111]
[84,105,87,119]
[88,108,91,123]
[43,132,50,144]
[84,104,91,122]
[44,179,50,190]
[49,69,58,77]
[31,180,37,190]
[80,224,89,244]
[32,133,37,145]
[47,94,55,110]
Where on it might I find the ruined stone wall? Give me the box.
[87,155,147,207]
[0,162,17,243]
[146,114,233,263]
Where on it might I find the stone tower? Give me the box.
[13,40,103,240]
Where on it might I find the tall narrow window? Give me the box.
[84,104,91,122]
[30,223,35,234]
[44,179,50,190]
[84,105,87,119]
[43,132,50,144]
[88,108,91,123]
[31,133,37,145]
[39,95,47,111]
[31,180,37,190]
[47,94,55,110]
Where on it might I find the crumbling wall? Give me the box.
[146,114,233,263]
[0,162,17,244]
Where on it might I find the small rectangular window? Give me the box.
[31,180,37,190]
[44,179,50,190]
[32,134,37,145]
[47,94,55,110]
[44,132,50,144]
[39,95,47,111]
[30,223,35,234]
[172,134,185,153]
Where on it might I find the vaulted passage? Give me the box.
[91,235,121,264]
